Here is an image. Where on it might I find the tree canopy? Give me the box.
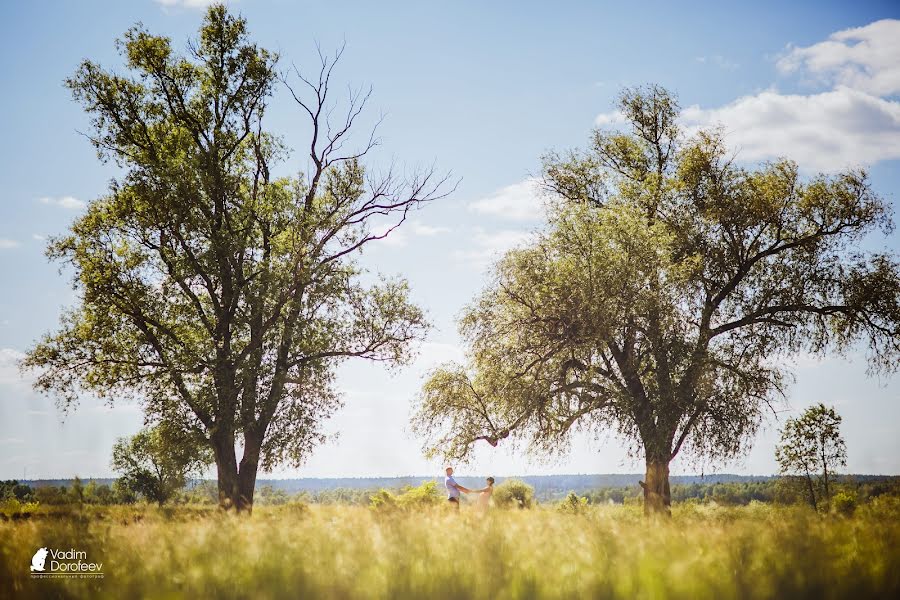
[776,403,847,510]
[413,85,900,513]
[111,424,211,506]
[24,5,450,512]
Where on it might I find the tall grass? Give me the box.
[3,499,899,599]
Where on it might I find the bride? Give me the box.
[472,477,495,512]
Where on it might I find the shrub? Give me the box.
[832,491,857,516]
[396,482,442,509]
[493,479,534,509]
[558,492,589,514]
[0,498,40,519]
[371,482,442,511]
[370,489,398,511]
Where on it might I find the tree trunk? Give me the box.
[640,458,671,515]
[211,426,263,514]
[212,429,243,512]
[804,468,818,511]
[235,433,262,514]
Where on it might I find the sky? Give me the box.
[1,0,899,480]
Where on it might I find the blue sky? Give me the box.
[1,0,899,479]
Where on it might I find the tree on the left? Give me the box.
[22,5,450,512]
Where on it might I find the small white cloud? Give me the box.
[369,219,450,249]
[594,110,626,128]
[469,178,545,221]
[777,19,900,96]
[38,196,85,210]
[374,228,409,248]
[0,239,20,249]
[411,221,451,236]
[32,234,45,241]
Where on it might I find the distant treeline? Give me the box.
[22,473,773,494]
[7,474,900,507]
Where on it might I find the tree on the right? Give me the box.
[414,85,900,514]
[776,403,847,510]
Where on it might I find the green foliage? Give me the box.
[255,485,290,506]
[396,481,443,509]
[23,4,447,511]
[0,480,33,503]
[558,491,589,514]
[369,489,398,511]
[413,84,900,513]
[3,503,899,598]
[493,479,534,509]
[0,498,40,519]
[111,425,212,506]
[776,403,847,510]
[370,482,442,511]
[112,479,139,505]
[832,491,858,516]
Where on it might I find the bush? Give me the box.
[493,479,534,509]
[396,482,442,509]
[370,489,398,511]
[558,491,589,514]
[255,485,290,506]
[832,491,858,516]
[0,498,40,519]
[370,482,442,512]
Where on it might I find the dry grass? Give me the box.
[2,499,899,599]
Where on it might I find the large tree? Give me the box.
[413,86,899,513]
[24,6,450,512]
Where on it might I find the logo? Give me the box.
[30,548,48,572]
[30,547,104,579]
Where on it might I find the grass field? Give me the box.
[3,499,899,599]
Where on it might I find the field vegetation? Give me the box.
[2,495,899,600]
[3,479,900,599]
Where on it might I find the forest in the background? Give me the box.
[5,474,900,510]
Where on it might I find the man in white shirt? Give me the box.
[444,466,472,509]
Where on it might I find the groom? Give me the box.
[444,466,472,508]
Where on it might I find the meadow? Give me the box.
[3,498,899,600]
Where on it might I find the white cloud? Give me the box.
[374,228,409,248]
[777,19,900,97]
[369,219,450,249]
[591,20,900,173]
[680,86,900,172]
[411,221,451,236]
[453,228,534,269]
[595,110,626,128]
[38,196,85,210]
[469,178,545,221]
[0,239,20,249]
[32,234,45,241]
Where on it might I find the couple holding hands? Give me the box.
[444,466,494,511]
